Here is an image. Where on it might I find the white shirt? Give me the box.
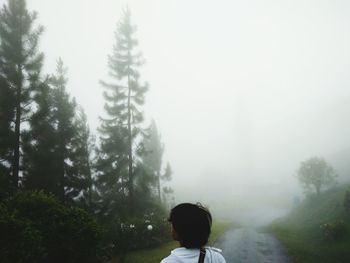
[160,247,226,263]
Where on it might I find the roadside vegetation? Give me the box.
[0,1,174,262]
[268,183,350,263]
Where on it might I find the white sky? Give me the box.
[4,0,350,210]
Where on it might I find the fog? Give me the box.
[16,0,350,223]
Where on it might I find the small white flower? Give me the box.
[147,225,153,231]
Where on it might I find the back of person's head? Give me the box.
[168,203,212,248]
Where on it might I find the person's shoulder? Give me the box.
[206,247,226,263]
[160,254,179,263]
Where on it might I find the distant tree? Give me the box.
[96,7,148,217]
[142,121,174,206]
[0,0,44,191]
[142,120,164,203]
[161,162,173,205]
[296,157,337,196]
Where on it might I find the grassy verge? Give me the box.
[269,222,350,263]
[267,184,350,263]
[109,220,233,263]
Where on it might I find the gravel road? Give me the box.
[214,228,293,263]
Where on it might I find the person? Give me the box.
[161,203,226,263]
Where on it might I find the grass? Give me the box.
[109,220,233,263]
[267,183,350,263]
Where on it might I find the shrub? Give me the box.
[0,191,103,263]
[320,220,346,241]
[101,208,171,256]
[0,201,46,263]
[344,190,350,212]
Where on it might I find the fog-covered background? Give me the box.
[11,0,350,219]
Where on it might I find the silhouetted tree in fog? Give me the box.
[23,59,92,202]
[50,59,90,202]
[0,0,44,192]
[73,107,94,209]
[296,157,337,196]
[96,7,148,217]
[22,78,58,195]
[142,120,173,205]
[142,120,164,203]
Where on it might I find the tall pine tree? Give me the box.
[0,0,44,191]
[50,59,78,201]
[22,78,58,194]
[73,107,94,209]
[23,59,92,203]
[97,7,148,218]
[142,120,173,205]
[142,120,164,203]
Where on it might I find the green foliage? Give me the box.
[296,157,337,195]
[142,121,173,206]
[0,3,174,260]
[96,7,149,218]
[23,59,92,202]
[72,108,94,208]
[320,220,346,241]
[0,191,103,263]
[143,120,164,180]
[100,205,171,262]
[0,0,44,188]
[344,190,350,212]
[268,184,350,263]
[0,202,45,263]
[0,171,12,200]
[22,80,59,196]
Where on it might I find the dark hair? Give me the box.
[168,203,212,248]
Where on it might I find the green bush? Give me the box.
[0,202,45,263]
[0,191,103,263]
[320,220,347,242]
[344,190,350,212]
[102,208,170,256]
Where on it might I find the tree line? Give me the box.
[0,0,172,226]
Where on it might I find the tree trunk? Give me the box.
[60,157,65,202]
[87,163,92,208]
[12,66,23,191]
[127,71,133,214]
[13,95,21,190]
[157,170,161,204]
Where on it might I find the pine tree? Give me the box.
[73,107,94,209]
[97,7,148,217]
[23,59,92,203]
[0,0,44,191]
[22,79,58,194]
[161,162,173,206]
[50,59,78,201]
[142,120,164,203]
[50,59,92,202]
[0,76,15,198]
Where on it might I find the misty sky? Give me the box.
[4,0,350,209]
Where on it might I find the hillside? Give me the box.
[268,183,350,263]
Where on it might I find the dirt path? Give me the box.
[214,228,292,263]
